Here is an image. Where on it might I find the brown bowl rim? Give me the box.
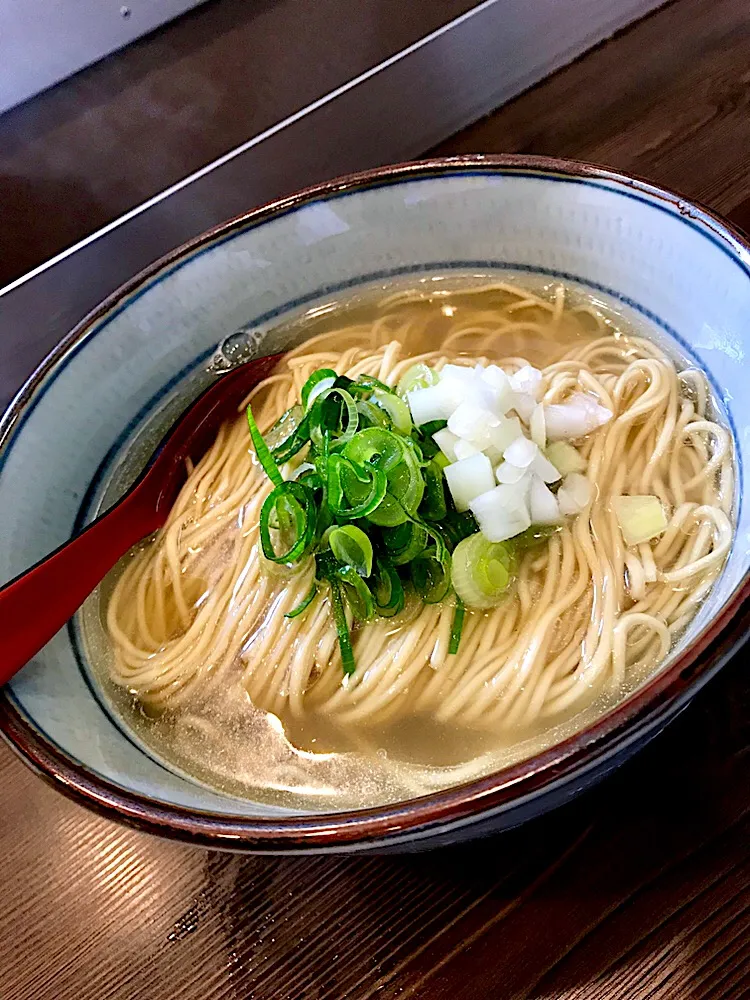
[1,153,749,851]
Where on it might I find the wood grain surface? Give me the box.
[434,0,750,219]
[0,0,475,287]
[1,0,749,997]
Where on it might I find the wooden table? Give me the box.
[1,1,749,996]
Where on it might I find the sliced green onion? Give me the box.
[312,427,331,481]
[294,464,322,488]
[342,461,388,517]
[285,581,318,618]
[344,427,405,471]
[372,559,405,618]
[613,495,667,546]
[389,449,426,513]
[327,454,387,519]
[259,481,314,563]
[372,389,412,434]
[420,516,450,563]
[368,449,425,527]
[356,374,393,393]
[310,387,359,448]
[418,419,448,437]
[327,574,356,675]
[248,356,519,676]
[411,419,448,460]
[383,521,428,565]
[449,597,465,655]
[329,525,373,577]
[247,404,283,488]
[265,403,302,450]
[413,517,452,603]
[302,368,337,409]
[336,565,375,622]
[402,436,426,468]
[367,495,407,527]
[411,547,451,604]
[397,363,438,396]
[313,508,334,547]
[451,532,515,608]
[419,459,447,521]
[269,405,312,464]
[356,399,391,429]
[441,509,479,547]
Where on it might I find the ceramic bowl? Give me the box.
[1,155,748,853]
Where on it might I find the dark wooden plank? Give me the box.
[433,0,750,217]
[1,656,746,1000]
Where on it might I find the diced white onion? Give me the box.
[509,473,532,506]
[454,439,481,460]
[512,392,537,423]
[447,402,500,444]
[544,392,613,441]
[470,484,531,542]
[503,435,538,468]
[531,450,561,484]
[484,444,504,466]
[407,381,463,424]
[557,472,592,515]
[509,365,543,399]
[444,453,495,512]
[439,367,500,413]
[440,363,477,383]
[530,476,562,524]
[480,365,516,414]
[544,441,586,475]
[504,365,541,423]
[530,403,546,449]
[432,427,459,463]
[495,461,527,484]
[489,414,524,453]
[613,495,668,546]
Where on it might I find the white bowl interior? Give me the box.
[1,167,748,818]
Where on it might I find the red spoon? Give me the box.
[0,352,283,686]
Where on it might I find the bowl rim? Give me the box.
[1,152,749,850]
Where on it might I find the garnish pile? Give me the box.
[247,360,607,675]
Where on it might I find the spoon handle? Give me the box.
[0,494,158,686]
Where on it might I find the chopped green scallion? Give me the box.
[245,364,509,674]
